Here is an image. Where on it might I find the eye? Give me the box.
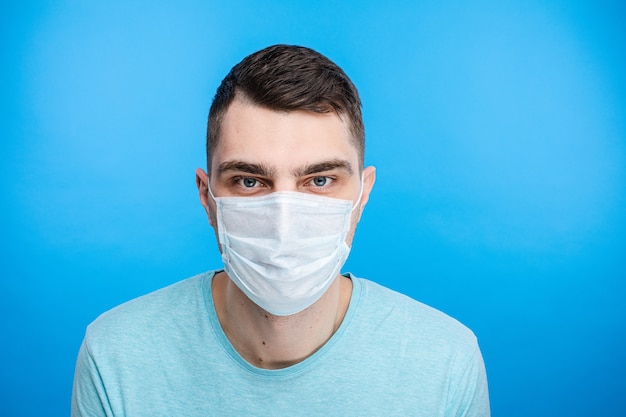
[311,176,331,187]
[237,177,260,188]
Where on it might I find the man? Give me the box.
[72,44,490,416]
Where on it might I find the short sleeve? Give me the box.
[446,342,491,417]
[71,338,113,417]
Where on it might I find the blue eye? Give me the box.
[312,177,329,187]
[240,177,258,188]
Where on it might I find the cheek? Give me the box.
[345,206,362,246]
[208,205,218,230]
[205,195,217,227]
[208,208,224,255]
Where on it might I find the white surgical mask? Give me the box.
[209,183,362,316]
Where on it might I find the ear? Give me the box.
[195,168,214,226]
[357,166,376,220]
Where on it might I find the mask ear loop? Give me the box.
[207,178,217,202]
[351,175,365,212]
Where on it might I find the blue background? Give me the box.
[2,1,625,416]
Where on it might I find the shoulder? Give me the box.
[83,271,214,349]
[352,276,479,355]
[342,276,489,414]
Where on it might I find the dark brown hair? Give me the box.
[206,44,365,170]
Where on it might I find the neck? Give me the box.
[212,271,352,369]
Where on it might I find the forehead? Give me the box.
[211,100,359,173]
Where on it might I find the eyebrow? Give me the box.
[293,159,354,177]
[217,160,277,177]
[217,158,354,178]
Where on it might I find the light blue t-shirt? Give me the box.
[72,271,490,416]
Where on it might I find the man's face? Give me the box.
[196,99,376,246]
